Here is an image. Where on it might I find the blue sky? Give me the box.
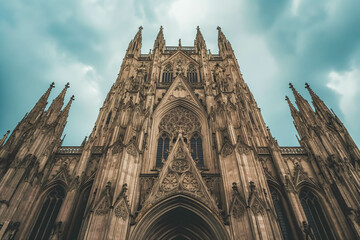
[1,0,359,147]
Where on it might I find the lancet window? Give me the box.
[68,184,92,240]
[299,189,334,240]
[187,64,198,83]
[161,64,173,83]
[29,187,65,240]
[269,187,292,240]
[156,133,170,167]
[106,111,112,125]
[190,133,203,166]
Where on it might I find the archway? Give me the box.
[130,195,229,240]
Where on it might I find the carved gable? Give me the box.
[154,74,205,113]
[139,135,219,216]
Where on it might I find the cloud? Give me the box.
[1,0,360,147]
[327,68,360,125]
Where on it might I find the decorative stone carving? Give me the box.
[175,146,186,159]
[95,182,112,215]
[95,197,111,215]
[251,199,264,215]
[114,199,128,220]
[222,142,234,157]
[161,172,179,192]
[159,107,201,136]
[112,142,123,155]
[181,172,199,192]
[126,144,137,157]
[171,159,190,173]
[232,199,245,219]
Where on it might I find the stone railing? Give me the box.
[280,147,306,155]
[91,146,104,154]
[256,147,270,155]
[57,146,83,154]
[256,146,306,155]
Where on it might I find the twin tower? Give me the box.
[0,26,360,240]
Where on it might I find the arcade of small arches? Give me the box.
[267,183,335,240]
[161,63,199,84]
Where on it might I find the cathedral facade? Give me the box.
[0,26,360,240]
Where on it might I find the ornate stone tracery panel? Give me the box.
[159,107,201,136]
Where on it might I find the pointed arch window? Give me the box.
[29,187,65,240]
[190,133,203,166]
[269,187,292,240]
[187,64,198,83]
[156,133,170,167]
[161,64,173,83]
[106,111,112,125]
[299,189,334,240]
[68,184,92,240]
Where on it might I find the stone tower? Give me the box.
[0,26,359,240]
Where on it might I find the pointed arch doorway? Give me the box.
[130,195,230,240]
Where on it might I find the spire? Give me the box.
[217,26,233,56]
[285,96,299,119]
[47,83,70,123]
[0,130,10,146]
[55,95,74,135]
[195,26,206,51]
[289,83,315,125]
[153,26,165,52]
[285,95,308,138]
[305,83,332,121]
[127,26,143,57]
[27,82,55,123]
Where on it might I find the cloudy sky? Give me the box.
[1,0,359,147]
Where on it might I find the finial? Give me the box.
[196,26,200,31]
[160,25,163,31]
[65,82,70,88]
[139,26,143,30]
[305,82,310,88]
[289,83,293,88]
[217,26,221,31]
[50,82,55,88]
[178,38,181,47]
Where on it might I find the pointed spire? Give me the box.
[217,26,233,56]
[153,26,165,52]
[305,83,332,120]
[127,26,143,57]
[195,26,206,51]
[285,96,299,118]
[27,82,55,123]
[55,95,74,135]
[286,95,309,139]
[47,83,70,123]
[0,130,10,146]
[289,83,315,125]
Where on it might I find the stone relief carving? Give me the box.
[171,159,190,173]
[161,172,179,192]
[114,199,128,220]
[181,172,199,192]
[159,107,201,136]
[232,198,245,219]
[222,142,234,157]
[126,144,137,157]
[95,197,111,215]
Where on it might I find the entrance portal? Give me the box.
[130,195,229,240]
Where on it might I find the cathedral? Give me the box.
[1,26,360,240]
